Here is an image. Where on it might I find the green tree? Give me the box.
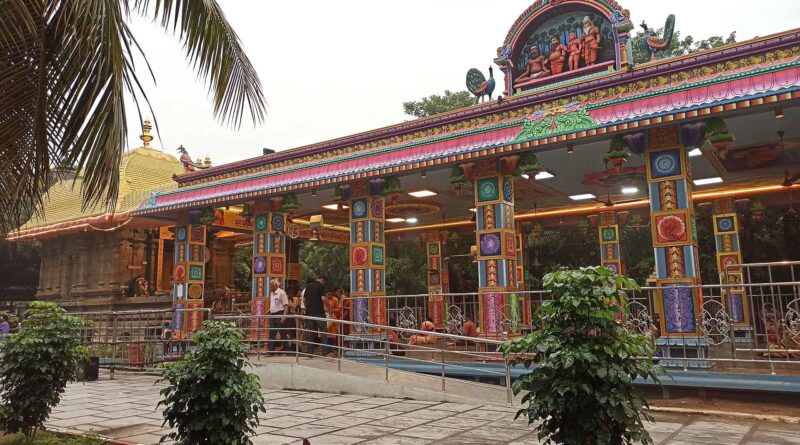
[158,321,265,445]
[0,302,88,440]
[299,243,349,289]
[386,242,427,295]
[632,30,737,65]
[502,267,662,445]
[0,1,266,233]
[233,244,253,292]
[403,90,474,118]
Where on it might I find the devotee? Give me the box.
[303,275,329,355]
[268,279,289,354]
[0,314,10,341]
[409,316,436,346]
[324,292,342,357]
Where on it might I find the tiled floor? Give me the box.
[45,372,800,444]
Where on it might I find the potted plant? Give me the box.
[604,135,631,173]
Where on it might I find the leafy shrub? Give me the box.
[0,302,88,439]
[502,267,662,445]
[0,431,102,445]
[158,321,265,444]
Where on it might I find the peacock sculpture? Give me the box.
[176,145,209,172]
[640,14,676,62]
[466,66,495,104]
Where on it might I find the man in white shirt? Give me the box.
[268,279,289,354]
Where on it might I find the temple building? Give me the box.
[6,1,800,363]
[5,122,240,312]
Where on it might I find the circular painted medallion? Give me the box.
[352,246,368,266]
[253,256,267,274]
[480,233,501,256]
[352,200,367,218]
[286,223,300,239]
[176,227,187,241]
[188,283,203,299]
[480,181,497,200]
[370,198,384,218]
[717,217,733,232]
[271,214,285,232]
[657,215,687,242]
[654,153,677,176]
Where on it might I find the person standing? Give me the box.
[302,275,328,355]
[268,279,289,354]
[0,314,10,342]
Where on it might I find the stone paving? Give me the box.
[45,372,800,445]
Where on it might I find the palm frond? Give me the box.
[138,0,266,128]
[0,0,266,234]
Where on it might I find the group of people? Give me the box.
[266,275,350,357]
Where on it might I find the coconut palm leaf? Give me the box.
[0,0,266,233]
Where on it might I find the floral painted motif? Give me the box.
[656,214,688,244]
[253,256,267,275]
[650,149,682,179]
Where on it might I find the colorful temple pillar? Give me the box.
[644,125,707,366]
[423,231,448,329]
[349,182,387,328]
[251,205,287,339]
[598,211,625,275]
[171,217,207,337]
[515,231,532,327]
[470,158,518,337]
[712,198,751,335]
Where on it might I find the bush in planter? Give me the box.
[502,267,662,445]
[158,321,265,445]
[0,302,88,440]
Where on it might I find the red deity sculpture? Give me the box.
[548,36,567,75]
[515,46,550,85]
[567,31,582,71]
[581,16,601,66]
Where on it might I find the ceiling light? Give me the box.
[521,173,530,180]
[386,218,405,223]
[687,148,702,157]
[693,177,723,186]
[621,187,639,194]
[322,204,348,210]
[535,171,555,180]
[420,169,427,178]
[405,217,419,224]
[569,193,596,201]
[775,107,784,119]
[567,143,574,154]
[469,208,476,212]
[408,190,437,198]
[311,188,317,197]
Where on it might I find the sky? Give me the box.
[124,0,800,165]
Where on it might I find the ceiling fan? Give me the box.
[593,161,643,207]
[779,130,800,187]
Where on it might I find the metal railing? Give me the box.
[212,313,515,404]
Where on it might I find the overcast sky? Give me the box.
[125,0,800,165]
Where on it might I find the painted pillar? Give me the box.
[424,232,447,329]
[251,206,287,339]
[644,125,703,339]
[712,198,750,327]
[172,217,207,338]
[515,231,533,327]
[598,211,625,275]
[473,158,518,337]
[349,182,387,329]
